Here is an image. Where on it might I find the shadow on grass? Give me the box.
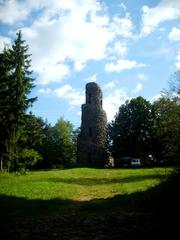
[35,173,166,186]
[0,171,179,240]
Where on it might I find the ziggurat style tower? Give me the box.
[77,82,107,166]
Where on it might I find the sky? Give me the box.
[0,0,180,127]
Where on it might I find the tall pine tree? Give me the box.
[0,31,37,171]
[0,49,12,170]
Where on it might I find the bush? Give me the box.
[18,148,42,171]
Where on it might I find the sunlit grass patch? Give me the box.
[0,167,172,201]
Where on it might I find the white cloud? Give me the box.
[36,63,70,85]
[38,84,84,106]
[85,74,97,82]
[74,61,85,71]
[103,81,115,90]
[104,89,129,122]
[38,88,52,94]
[168,27,180,41]
[0,0,30,24]
[175,51,180,69]
[159,27,166,32]
[0,0,53,24]
[111,14,133,37]
[137,73,148,81]
[113,41,127,57]
[107,41,128,61]
[0,0,135,85]
[54,85,84,106]
[105,59,146,72]
[17,0,119,84]
[54,85,72,97]
[91,14,109,26]
[118,3,127,11]
[132,82,143,93]
[0,0,85,24]
[150,93,165,102]
[0,35,11,52]
[140,0,180,37]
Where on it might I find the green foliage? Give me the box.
[23,113,47,150]
[0,50,13,170]
[18,148,42,168]
[109,96,153,161]
[54,118,75,164]
[109,92,180,166]
[152,97,180,164]
[0,31,37,171]
[41,118,76,168]
[1,32,179,171]
[26,117,77,169]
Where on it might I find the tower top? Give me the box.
[86,82,101,89]
[85,82,102,106]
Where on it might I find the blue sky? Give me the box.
[0,0,180,127]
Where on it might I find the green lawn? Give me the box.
[0,167,178,240]
[0,167,172,201]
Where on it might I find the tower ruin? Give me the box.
[77,82,107,166]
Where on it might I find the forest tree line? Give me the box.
[0,32,180,172]
[108,93,180,166]
[0,31,77,172]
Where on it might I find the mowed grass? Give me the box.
[0,167,172,202]
[0,167,178,240]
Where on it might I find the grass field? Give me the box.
[0,167,178,240]
[0,167,172,201]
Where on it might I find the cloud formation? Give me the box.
[132,82,143,93]
[0,0,136,85]
[105,59,146,72]
[103,81,115,90]
[104,89,129,121]
[36,63,70,85]
[0,35,11,52]
[85,74,97,82]
[39,84,84,106]
[140,0,180,37]
[0,0,179,126]
[168,27,180,41]
[137,73,148,81]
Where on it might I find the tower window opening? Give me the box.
[89,127,92,137]
[88,93,91,104]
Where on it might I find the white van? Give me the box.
[131,158,141,167]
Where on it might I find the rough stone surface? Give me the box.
[77,82,107,167]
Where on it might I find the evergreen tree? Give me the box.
[0,31,37,171]
[0,50,12,169]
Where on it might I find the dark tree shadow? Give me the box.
[0,170,179,240]
[28,173,166,186]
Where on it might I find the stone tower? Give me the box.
[77,82,107,166]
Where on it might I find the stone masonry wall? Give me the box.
[77,82,107,167]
